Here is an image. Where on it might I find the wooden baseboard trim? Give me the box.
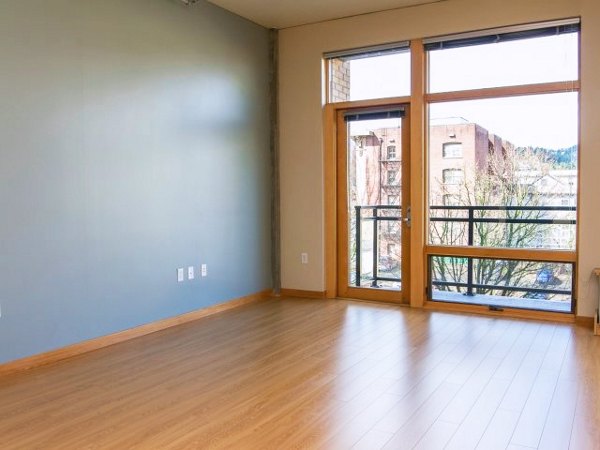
[424,300,575,323]
[0,289,271,377]
[279,289,326,299]
[575,315,594,327]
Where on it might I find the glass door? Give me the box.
[337,106,410,303]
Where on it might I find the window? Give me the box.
[442,169,463,185]
[387,170,398,185]
[427,21,579,93]
[426,19,579,314]
[322,18,579,315]
[429,256,574,313]
[430,93,578,250]
[442,142,463,158]
[387,145,397,159]
[326,43,411,102]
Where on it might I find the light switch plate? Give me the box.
[188,266,195,280]
[177,268,185,282]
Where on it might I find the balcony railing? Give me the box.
[429,205,576,297]
[353,205,576,304]
[354,205,402,287]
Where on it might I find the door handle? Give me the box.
[403,206,411,228]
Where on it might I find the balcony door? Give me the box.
[337,105,410,303]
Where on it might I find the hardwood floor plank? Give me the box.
[476,408,521,450]
[510,326,572,448]
[413,420,459,450]
[351,429,393,450]
[443,376,512,450]
[537,379,578,450]
[381,381,462,449]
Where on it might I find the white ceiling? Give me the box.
[206,0,446,29]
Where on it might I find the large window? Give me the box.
[426,19,579,313]
[322,19,580,315]
[429,93,578,251]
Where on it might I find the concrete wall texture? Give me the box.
[0,0,272,364]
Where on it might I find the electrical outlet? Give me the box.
[201,264,207,277]
[188,266,195,280]
[301,253,308,264]
[177,268,184,282]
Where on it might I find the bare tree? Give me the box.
[430,146,569,297]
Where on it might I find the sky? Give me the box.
[347,33,579,149]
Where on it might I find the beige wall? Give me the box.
[279,0,600,317]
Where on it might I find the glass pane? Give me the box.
[428,93,578,250]
[428,33,578,93]
[347,116,403,290]
[329,51,410,102]
[430,256,573,313]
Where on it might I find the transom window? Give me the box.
[326,43,411,102]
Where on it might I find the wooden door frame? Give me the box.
[334,105,411,304]
[324,40,426,307]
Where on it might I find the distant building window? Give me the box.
[387,170,398,184]
[388,195,399,205]
[443,169,464,185]
[387,145,397,159]
[443,142,463,158]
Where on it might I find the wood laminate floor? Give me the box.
[0,297,599,449]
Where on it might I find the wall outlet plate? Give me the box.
[201,264,207,277]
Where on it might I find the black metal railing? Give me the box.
[353,204,576,295]
[354,205,402,287]
[429,205,576,296]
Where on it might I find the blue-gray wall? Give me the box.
[0,0,272,364]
